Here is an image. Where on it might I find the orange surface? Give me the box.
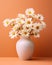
[0,57,52,65]
[0,0,52,57]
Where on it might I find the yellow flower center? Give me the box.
[27,21,31,24]
[18,21,22,24]
[29,11,32,14]
[14,27,17,30]
[6,21,9,24]
[12,32,15,35]
[36,26,39,29]
[26,27,29,29]
[11,23,15,26]
[18,27,22,30]
[38,17,41,19]
[35,32,37,35]
[24,32,27,35]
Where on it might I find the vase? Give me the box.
[16,37,34,60]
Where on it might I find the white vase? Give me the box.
[16,37,34,60]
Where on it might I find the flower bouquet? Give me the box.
[3,8,46,60]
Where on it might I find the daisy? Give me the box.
[23,24,31,32]
[20,30,30,38]
[25,8,35,16]
[25,18,32,25]
[9,30,18,39]
[16,18,25,25]
[10,19,16,26]
[3,19,10,27]
[37,14,44,21]
[31,24,35,30]
[18,14,26,19]
[33,23,42,32]
[12,24,21,31]
[34,32,40,38]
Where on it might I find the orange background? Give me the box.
[0,0,52,57]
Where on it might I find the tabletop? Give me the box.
[0,57,52,65]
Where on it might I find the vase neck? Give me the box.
[20,37,30,39]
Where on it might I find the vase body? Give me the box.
[16,37,34,60]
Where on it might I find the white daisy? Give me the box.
[23,24,31,32]
[37,14,44,20]
[25,8,35,16]
[16,18,25,25]
[3,19,10,27]
[20,30,30,38]
[18,14,26,19]
[31,24,35,29]
[33,23,42,32]
[25,18,32,25]
[9,30,18,39]
[12,24,21,31]
[10,19,16,26]
[34,32,40,38]
[10,19,16,23]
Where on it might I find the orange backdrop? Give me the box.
[0,0,52,57]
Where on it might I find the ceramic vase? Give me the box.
[16,37,34,60]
